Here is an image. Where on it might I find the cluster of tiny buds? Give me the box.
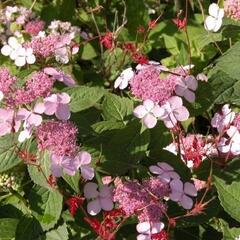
[0,171,24,191]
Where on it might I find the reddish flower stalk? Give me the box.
[66,196,85,216]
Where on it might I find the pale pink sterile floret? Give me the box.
[51,154,79,177]
[218,126,240,155]
[136,61,169,72]
[114,67,134,90]
[43,93,71,121]
[224,0,240,21]
[133,99,164,129]
[159,96,190,128]
[175,75,198,103]
[211,104,235,133]
[136,221,165,240]
[16,103,45,142]
[84,182,113,216]
[149,162,180,183]
[0,108,20,136]
[169,179,197,209]
[44,67,76,87]
[74,151,94,180]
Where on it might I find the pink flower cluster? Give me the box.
[24,20,45,36]
[224,0,240,21]
[10,71,55,106]
[115,63,202,129]
[0,67,16,94]
[130,66,177,104]
[113,177,169,222]
[36,120,78,157]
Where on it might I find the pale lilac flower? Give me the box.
[51,154,78,177]
[204,3,224,32]
[218,126,240,155]
[84,182,113,216]
[159,96,189,128]
[175,75,198,103]
[149,162,180,183]
[211,104,235,133]
[114,67,134,90]
[44,67,76,86]
[136,221,165,240]
[74,151,94,180]
[55,46,69,64]
[43,93,71,121]
[0,108,20,136]
[16,103,44,142]
[133,99,164,129]
[170,179,197,209]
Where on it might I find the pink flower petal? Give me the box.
[143,99,154,112]
[136,222,151,234]
[99,197,113,211]
[133,105,148,119]
[183,89,195,103]
[170,179,183,192]
[151,105,164,118]
[185,75,198,91]
[184,182,197,197]
[28,113,42,126]
[84,182,99,199]
[59,93,71,104]
[151,222,165,234]
[168,96,183,109]
[55,104,70,120]
[76,151,91,166]
[34,103,45,114]
[149,165,163,175]
[181,194,194,209]
[143,114,157,128]
[80,165,94,180]
[87,199,101,216]
[174,106,189,122]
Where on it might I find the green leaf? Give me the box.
[102,93,133,122]
[0,218,19,240]
[219,219,240,240]
[214,176,240,223]
[66,86,105,112]
[27,151,51,189]
[15,215,43,240]
[92,121,125,134]
[80,43,98,60]
[0,135,24,173]
[28,185,63,231]
[45,224,69,240]
[208,40,240,106]
[62,172,80,193]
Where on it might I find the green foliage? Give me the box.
[0,218,19,240]
[28,186,63,231]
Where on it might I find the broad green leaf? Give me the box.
[214,176,240,223]
[15,215,43,240]
[0,135,25,173]
[45,224,69,240]
[219,219,240,240]
[28,185,63,231]
[28,151,51,189]
[66,86,105,112]
[80,43,98,60]
[208,40,240,106]
[92,121,125,134]
[63,172,80,193]
[102,93,133,122]
[0,218,19,240]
